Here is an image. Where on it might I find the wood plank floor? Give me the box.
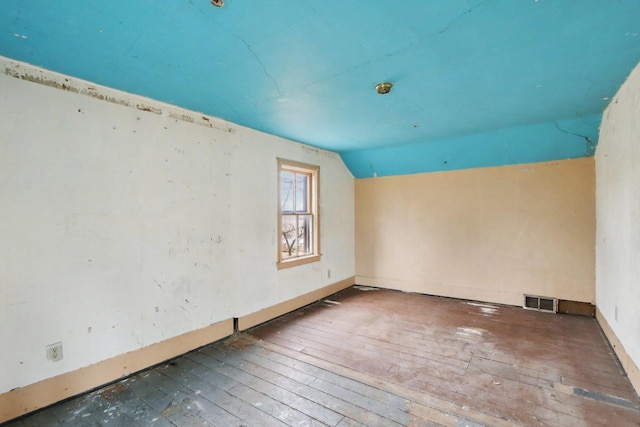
[6,286,640,426]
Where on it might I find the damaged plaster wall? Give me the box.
[0,58,355,394]
[596,61,640,384]
[355,158,595,306]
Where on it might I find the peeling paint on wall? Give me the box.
[136,104,162,115]
[1,56,233,134]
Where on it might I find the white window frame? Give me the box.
[277,158,320,269]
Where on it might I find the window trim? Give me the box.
[277,158,320,269]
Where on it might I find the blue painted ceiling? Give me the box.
[2,0,640,177]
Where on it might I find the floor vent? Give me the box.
[524,294,557,313]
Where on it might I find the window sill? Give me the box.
[277,254,321,270]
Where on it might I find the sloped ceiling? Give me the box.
[2,0,640,177]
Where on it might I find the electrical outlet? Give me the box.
[46,342,63,362]
[327,269,331,279]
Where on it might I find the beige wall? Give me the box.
[355,158,595,306]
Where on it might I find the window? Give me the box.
[277,159,320,269]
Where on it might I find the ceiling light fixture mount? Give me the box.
[375,82,393,95]
[211,0,224,7]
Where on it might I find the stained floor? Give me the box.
[6,286,640,426]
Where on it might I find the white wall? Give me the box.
[0,58,355,394]
[596,62,640,378]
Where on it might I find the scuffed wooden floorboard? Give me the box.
[6,287,640,426]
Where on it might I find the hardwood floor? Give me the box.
[6,286,640,426]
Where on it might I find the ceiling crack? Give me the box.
[553,121,596,155]
[438,1,487,34]
[238,38,281,96]
[303,43,415,94]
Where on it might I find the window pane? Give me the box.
[295,174,309,213]
[300,214,312,255]
[281,214,297,259]
[280,171,294,212]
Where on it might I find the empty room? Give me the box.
[1,1,640,426]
